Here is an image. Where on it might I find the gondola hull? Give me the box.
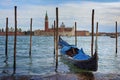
[61,52,98,71]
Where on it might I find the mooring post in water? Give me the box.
[55,7,59,72]
[91,9,94,56]
[5,17,8,62]
[54,20,56,58]
[29,18,32,57]
[115,21,118,55]
[75,22,77,46]
[13,6,17,74]
[95,22,98,52]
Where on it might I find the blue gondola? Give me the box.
[59,36,98,71]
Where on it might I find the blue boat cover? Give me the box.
[60,45,77,54]
[59,37,90,60]
[73,48,90,60]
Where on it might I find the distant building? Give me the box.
[34,22,75,36]
[34,12,75,36]
[34,11,91,36]
[77,30,90,36]
[0,27,24,36]
[0,32,24,36]
[45,11,49,31]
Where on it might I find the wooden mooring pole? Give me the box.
[95,22,98,52]
[91,9,94,56]
[13,6,17,74]
[75,22,77,46]
[54,20,56,58]
[115,21,118,56]
[55,7,59,72]
[29,18,32,57]
[5,17,8,62]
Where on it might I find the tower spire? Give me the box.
[45,11,49,31]
[45,11,48,20]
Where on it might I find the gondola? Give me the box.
[58,36,98,71]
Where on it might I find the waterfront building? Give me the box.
[45,11,49,31]
[34,12,75,36]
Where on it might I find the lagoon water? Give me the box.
[0,36,120,76]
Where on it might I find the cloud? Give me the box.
[0,0,12,7]
[58,1,120,32]
[0,1,120,32]
[0,5,56,30]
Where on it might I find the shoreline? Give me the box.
[0,72,120,80]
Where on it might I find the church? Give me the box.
[34,12,75,36]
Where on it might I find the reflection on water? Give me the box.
[0,36,120,76]
[2,61,9,75]
[77,72,95,80]
[60,57,95,80]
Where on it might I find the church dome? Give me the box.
[60,22,65,28]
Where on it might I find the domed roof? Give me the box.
[60,22,65,28]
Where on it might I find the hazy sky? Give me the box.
[0,0,120,32]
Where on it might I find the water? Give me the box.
[0,36,120,76]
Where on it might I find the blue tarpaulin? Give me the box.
[61,45,90,60]
[58,37,90,60]
[73,48,90,60]
[59,37,90,60]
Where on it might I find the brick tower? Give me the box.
[45,11,49,31]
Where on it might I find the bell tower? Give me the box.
[45,11,49,31]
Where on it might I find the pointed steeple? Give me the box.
[45,11,48,20]
[45,11,49,31]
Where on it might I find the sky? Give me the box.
[0,0,120,32]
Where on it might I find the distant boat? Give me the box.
[110,35,116,38]
[58,36,98,71]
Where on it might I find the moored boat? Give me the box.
[110,35,116,38]
[59,36,98,71]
